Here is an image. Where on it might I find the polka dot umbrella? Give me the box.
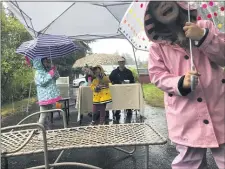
[119,1,225,51]
[197,1,225,32]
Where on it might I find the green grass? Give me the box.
[1,97,37,117]
[143,84,164,108]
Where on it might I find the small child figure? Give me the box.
[90,65,112,125]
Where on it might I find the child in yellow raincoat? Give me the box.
[90,65,112,125]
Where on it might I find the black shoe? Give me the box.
[88,112,92,117]
[105,111,109,118]
[114,110,120,116]
[115,114,120,121]
[125,115,132,123]
[127,111,132,117]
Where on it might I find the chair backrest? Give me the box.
[56,77,70,98]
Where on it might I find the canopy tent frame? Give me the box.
[6,1,131,39]
[6,1,147,52]
[9,1,37,37]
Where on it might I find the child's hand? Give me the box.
[99,73,104,79]
[48,69,55,77]
[51,66,56,70]
[99,84,108,88]
[95,86,101,92]
[183,71,201,89]
[183,22,205,41]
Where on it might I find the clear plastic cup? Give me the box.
[124,80,130,84]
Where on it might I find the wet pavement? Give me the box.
[1,87,218,169]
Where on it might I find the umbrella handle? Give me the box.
[188,2,196,91]
[191,71,196,92]
[191,75,196,91]
[49,46,53,66]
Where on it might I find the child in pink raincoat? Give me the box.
[144,1,225,169]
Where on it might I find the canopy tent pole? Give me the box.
[131,45,145,99]
[26,82,32,114]
[11,86,15,113]
[130,44,145,118]
[131,47,140,81]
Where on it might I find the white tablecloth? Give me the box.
[76,83,144,121]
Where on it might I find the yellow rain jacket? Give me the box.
[90,66,112,104]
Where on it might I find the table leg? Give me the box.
[3,157,8,169]
[146,145,149,169]
[80,114,83,125]
[64,100,69,125]
[51,112,53,124]
[67,100,70,120]
[67,100,69,124]
[114,146,136,155]
[58,111,61,119]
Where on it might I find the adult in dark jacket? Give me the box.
[109,57,135,119]
[109,57,135,84]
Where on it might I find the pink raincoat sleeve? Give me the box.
[148,44,182,96]
[198,20,225,67]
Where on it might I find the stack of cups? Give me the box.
[124,80,130,84]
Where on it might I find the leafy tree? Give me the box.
[72,67,83,79]
[1,8,34,104]
[130,68,139,82]
[53,41,92,82]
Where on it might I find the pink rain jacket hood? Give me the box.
[144,1,225,148]
[144,1,197,43]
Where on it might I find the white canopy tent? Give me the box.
[5,1,131,40]
[5,0,144,81]
[6,0,143,73]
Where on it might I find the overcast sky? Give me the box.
[89,39,149,62]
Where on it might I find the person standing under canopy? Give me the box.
[109,57,135,119]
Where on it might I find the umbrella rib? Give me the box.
[41,2,76,34]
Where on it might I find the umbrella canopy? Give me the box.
[119,1,225,51]
[5,1,131,40]
[16,34,79,60]
[73,53,121,67]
